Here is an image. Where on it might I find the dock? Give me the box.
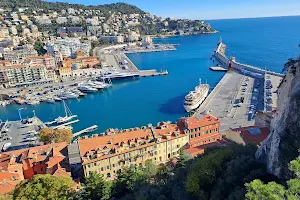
[138,69,168,77]
[210,66,227,71]
[73,125,98,138]
[51,120,79,129]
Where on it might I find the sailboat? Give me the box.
[55,100,77,124]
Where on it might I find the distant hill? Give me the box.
[0,0,146,14]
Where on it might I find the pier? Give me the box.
[73,125,98,138]
[51,120,79,129]
[138,69,169,77]
[209,66,227,71]
[214,39,284,77]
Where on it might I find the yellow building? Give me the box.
[78,122,189,180]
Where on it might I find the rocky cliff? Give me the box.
[256,57,300,179]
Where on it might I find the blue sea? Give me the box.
[0,16,299,135]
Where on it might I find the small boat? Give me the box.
[55,100,77,124]
[26,100,40,105]
[0,100,10,107]
[78,85,98,93]
[59,91,79,99]
[46,98,55,103]
[53,96,62,101]
[93,81,112,88]
[86,81,104,90]
[2,142,11,151]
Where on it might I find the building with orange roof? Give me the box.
[77,114,222,180]
[225,126,270,146]
[178,114,222,148]
[23,54,56,70]
[0,142,71,194]
[78,122,190,180]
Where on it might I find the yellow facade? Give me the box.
[82,134,189,180]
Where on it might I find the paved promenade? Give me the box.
[195,70,259,133]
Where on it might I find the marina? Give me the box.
[0,17,298,136]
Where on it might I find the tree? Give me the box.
[81,172,111,200]
[245,156,300,200]
[245,180,285,200]
[39,128,73,144]
[34,39,47,55]
[12,174,76,200]
[143,160,157,180]
[185,148,233,199]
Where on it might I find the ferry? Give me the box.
[99,71,139,81]
[183,79,210,112]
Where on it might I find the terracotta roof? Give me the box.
[78,123,184,163]
[184,141,225,157]
[231,126,270,145]
[52,168,71,177]
[179,114,220,130]
[46,156,65,168]
[0,154,11,171]
[0,181,18,195]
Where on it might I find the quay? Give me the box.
[73,125,98,138]
[194,39,283,134]
[0,117,45,151]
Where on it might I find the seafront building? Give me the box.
[0,59,57,87]
[77,114,221,180]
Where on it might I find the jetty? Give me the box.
[138,69,168,77]
[210,66,227,71]
[73,125,98,138]
[214,38,284,77]
[51,119,79,129]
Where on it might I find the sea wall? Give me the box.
[214,42,284,77]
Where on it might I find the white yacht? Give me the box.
[183,79,210,112]
[78,85,98,93]
[59,91,79,99]
[55,100,77,124]
[53,96,62,101]
[26,99,40,105]
[86,81,104,90]
[93,81,112,88]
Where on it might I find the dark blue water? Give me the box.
[1,16,299,134]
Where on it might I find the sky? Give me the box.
[47,0,300,20]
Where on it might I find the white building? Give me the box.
[3,48,38,64]
[56,17,68,24]
[46,38,91,58]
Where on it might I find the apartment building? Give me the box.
[3,48,38,64]
[23,55,57,70]
[46,38,91,58]
[77,114,221,180]
[0,142,70,194]
[78,122,189,180]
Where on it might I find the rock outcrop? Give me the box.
[256,57,300,179]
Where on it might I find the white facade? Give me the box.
[46,38,91,58]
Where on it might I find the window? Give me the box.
[94,163,97,166]
[107,166,110,170]
[101,167,104,171]
[107,173,111,178]
[112,164,115,168]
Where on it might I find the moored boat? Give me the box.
[183,79,210,112]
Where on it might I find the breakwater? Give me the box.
[214,40,284,77]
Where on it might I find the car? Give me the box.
[242,83,248,86]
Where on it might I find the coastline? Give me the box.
[151,30,219,39]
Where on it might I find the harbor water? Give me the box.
[0,16,299,134]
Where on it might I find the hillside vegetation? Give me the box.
[0,0,145,14]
